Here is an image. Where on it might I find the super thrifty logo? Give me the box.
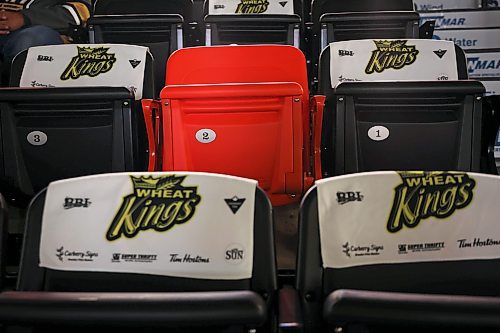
[365,40,419,74]
[61,46,116,80]
[387,172,475,233]
[106,176,201,241]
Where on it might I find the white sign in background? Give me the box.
[466,51,500,78]
[433,29,500,50]
[208,0,294,15]
[420,10,500,29]
[329,39,458,88]
[20,44,148,100]
[413,0,481,11]
[317,171,500,269]
[39,172,257,280]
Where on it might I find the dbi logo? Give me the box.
[106,175,201,241]
[61,46,116,80]
[235,0,269,13]
[63,197,91,209]
[365,40,419,74]
[336,191,363,205]
[387,172,475,233]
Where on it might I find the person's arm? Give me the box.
[22,0,91,31]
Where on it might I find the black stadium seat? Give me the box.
[203,0,303,47]
[309,0,419,91]
[0,172,277,333]
[314,39,488,178]
[1,44,156,202]
[89,0,193,97]
[297,171,500,332]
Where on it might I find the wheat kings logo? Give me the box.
[365,40,419,74]
[387,172,475,233]
[106,175,201,241]
[61,47,117,81]
[235,0,269,13]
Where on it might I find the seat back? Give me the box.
[16,172,276,330]
[317,39,484,176]
[90,0,193,97]
[161,45,311,205]
[204,0,303,47]
[297,171,500,331]
[1,44,154,199]
[309,0,418,93]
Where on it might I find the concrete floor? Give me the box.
[273,203,300,270]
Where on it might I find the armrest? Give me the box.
[324,289,500,328]
[161,82,303,100]
[311,95,325,181]
[89,14,184,25]
[141,99,162,171]
[279,285,303,332]
[0,290,267,327]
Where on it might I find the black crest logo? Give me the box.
[279,1,287,7]
[433,49,447,59]
[106,175,201,241]
[224,196,246,214]
[129,59,141,68]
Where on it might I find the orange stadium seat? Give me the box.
[160,44,313,205]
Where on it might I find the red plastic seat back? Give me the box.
[161,45,311,205]
[166,45,309,111]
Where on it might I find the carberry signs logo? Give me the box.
[106,175,201,241]
[341,242,384,258]
[387,172,475,233]
[55,246,98,262]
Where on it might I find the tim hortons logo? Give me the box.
[61,46,116,80]
[365,40,419,74]
[106,175,201,241]
[235,0,269,13]
[387,172,475,233]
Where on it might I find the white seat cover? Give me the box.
[329,39,458,88]
[208,0,294,15]
[20,44,148,100]
[317,171,500,269]
[39,172,256,280]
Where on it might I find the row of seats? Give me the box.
[83,0,435,95]
[2,170,500,332]
[2,40,497,208]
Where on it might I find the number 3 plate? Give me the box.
[27,131,48,146]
